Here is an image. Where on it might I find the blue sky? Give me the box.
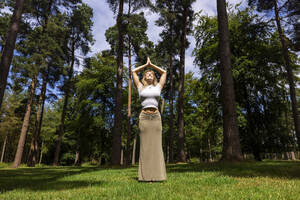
[82,0,245,74]
[2,0,245,73]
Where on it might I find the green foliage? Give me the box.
[193,6,300,159]
[105,12,154,63]
[2,0,300,167]
[0,92,25,162]
[59,53,117,165]
[0,12,10,49]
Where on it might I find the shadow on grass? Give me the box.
[0,166,104,193]
[167,161,300,179]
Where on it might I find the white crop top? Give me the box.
[138,84,161,109]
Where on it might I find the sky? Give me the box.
[2,0,245,74]
[82,0,245,75]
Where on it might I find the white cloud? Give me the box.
[83,0,115,55]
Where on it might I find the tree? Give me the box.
[53,3,94,166]
[123,0,153,165]
[194,5,297,160]
[106,10,154,166]
[286,0,300,50]
[12,76,37,168]
[11,19,44,168]
[26,0,61,167]
[154,0,180,163]
[249,0,300,151]
[0,92,23,163]
[10,0,83,168]
[73,53,116,165]
[106,0,125,166]
[175,0,195,162]
[0,0,25,109]
[216,0,242,161]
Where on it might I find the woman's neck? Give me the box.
[146,81,153,85]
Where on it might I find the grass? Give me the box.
[1,161,300,200]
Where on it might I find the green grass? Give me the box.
[1,161,300,200]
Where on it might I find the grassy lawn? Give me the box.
[1,161,300,200]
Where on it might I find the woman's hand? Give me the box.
[132,57,151,73]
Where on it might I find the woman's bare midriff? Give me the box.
[142,107,158,114]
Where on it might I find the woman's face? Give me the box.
[145,71,154,83]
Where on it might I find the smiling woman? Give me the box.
[132,58,167,182]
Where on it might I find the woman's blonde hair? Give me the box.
[141,69,158,88]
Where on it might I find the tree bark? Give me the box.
[131,134,137,165]
[274,0,300,151]
[208,136,213,162]
[39,141,43,165]
[290,151,296,160]
[216,0,243,161]
[168,24,175,163]
[120,148,124,165]
[125,29,132,166]
[12,77,37,168]
[177,5,187,163]
[27,135,36,166]
[1,134,7,163]
[74,151,79,166]
[35,75,47,160]
[27,74,47,167]
[0,0,25,109]
[160,98,165,114]
[27,0,52,166]
[53,89,69,166]
[111,0,124,165]
[73,129,81,166]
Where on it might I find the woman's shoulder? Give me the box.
[156,83,162,90]
[138,84,143,93]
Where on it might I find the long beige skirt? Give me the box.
[138,111,167,181]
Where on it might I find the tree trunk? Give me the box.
[125,34,132,166]
[39,141,43,165]
[0,0,25,109]
[27,135,36,166]
[12,77,37,168]
[131,134,137,165]
[208,136,213,162]
[53,92,69,166]
[274,0,300,151]
[111,0,124,166]
[290,151,296,160]
[177,6,187,163]
[27,75,47,167]
[1,134,7,163]
[216,0,242,161]
[35,75,47,160]
[160,98,165,114]
[120,148,124,165]
[74,151,79,166]
[73,130,81,166]
[28,0,52,166]
[168,15,175,163]
[53,42,75,166]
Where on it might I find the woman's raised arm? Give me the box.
[148,59,167,89]
[132,58,150,89]
[132,57,167,89]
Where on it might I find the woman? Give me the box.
[132,57,167,182]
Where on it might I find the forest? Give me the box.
[0,0,300,169]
